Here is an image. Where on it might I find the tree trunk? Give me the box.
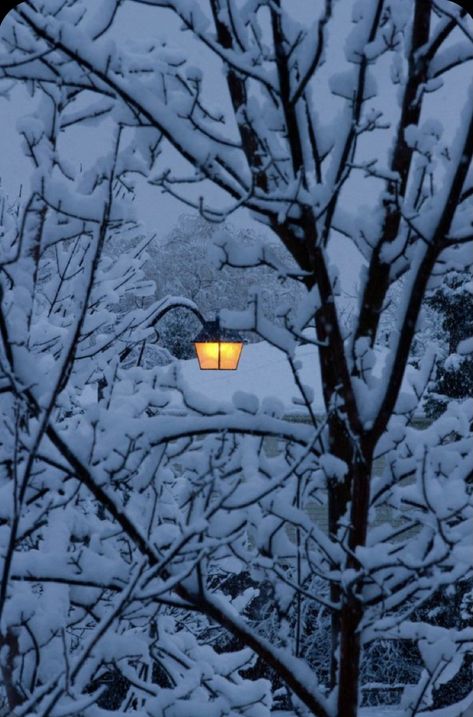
[327,416,353,689]
[337,597,364,716]
[325,416,373,711]
[336,449,373,716]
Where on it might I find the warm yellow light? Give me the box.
[194,342,220,369]
[194,341,243,370]
[218,341,243,370]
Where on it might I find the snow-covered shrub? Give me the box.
[424,271,473,418]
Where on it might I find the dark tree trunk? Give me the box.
[336,449,373,716]
[324,419,374,712]
[326,417,353,689]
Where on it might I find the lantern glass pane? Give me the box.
[194,342,219,369]
[219,342,243,370]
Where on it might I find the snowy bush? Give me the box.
[424,270,473,418]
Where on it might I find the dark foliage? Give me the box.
[425,271,473,418]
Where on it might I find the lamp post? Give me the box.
[118,302,244,371]
[100,305,243,400]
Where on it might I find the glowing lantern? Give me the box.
[193,321,243,370]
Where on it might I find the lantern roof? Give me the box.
[194,320,242,343]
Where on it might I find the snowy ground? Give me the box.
[181,340,425,416]
[272,712,404,716]
[273,712,409,717]
[272,706,473,717]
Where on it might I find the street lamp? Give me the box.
[118,303,244,372]
[193,319,243,370]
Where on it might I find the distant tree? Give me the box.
[424,270,473,417]
[148,214,304,358]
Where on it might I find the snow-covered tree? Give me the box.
[424,270,473,417]
[147,214,304,357]
[0,2,472,717]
